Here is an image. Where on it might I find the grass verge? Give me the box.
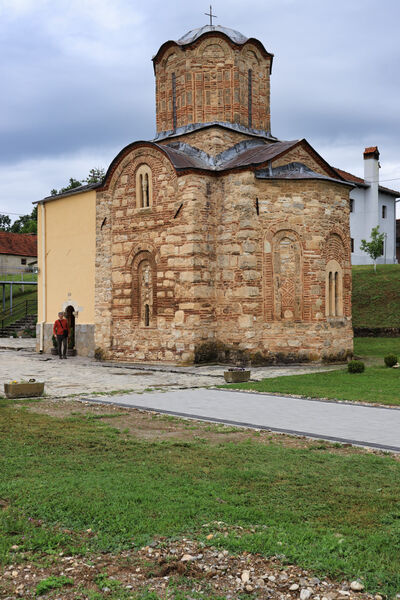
[221,338,400,406]
[352,264,400,328]
[0,400,399,596]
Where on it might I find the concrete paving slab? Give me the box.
[84,388,400,452]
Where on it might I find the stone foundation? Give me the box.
[36,323,95,357]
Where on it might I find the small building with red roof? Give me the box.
[0,232,37,275]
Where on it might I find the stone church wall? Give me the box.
[94,147,218,363]
[210,175,353,362]
[94,138,352,364]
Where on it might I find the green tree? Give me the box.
[9,206,37,234]
[51,177,82,196]
[51,168,105,196]
[84,167,105,184]
[360,226,385,273]
[0,214,12,231]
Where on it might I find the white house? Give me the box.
[335,147,399,265]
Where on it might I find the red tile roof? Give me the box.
[333,167,400,197]
[364,146,378,154]
[334,167,365,185]
[0,233,37,257]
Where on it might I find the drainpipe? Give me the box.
[39,202,46,352]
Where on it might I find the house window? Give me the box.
[382,205,387,218]
[136,164,153,209]
[350,198,354,213]
[325,260,343,317]
[21,258,26,265]
[351,238,354,253]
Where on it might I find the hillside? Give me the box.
[352,264,400,328]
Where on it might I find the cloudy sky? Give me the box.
[1,0,399,219]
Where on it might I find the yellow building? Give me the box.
[36,188,96,355]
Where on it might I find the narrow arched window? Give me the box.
[334,272,339,316]
[326,261,343,317]
[138,260,153,326]
[144,173,149,207]
[136,165,153,209]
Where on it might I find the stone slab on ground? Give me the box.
[0,348,340,397]
[84,388,400,452]
[0,338,36,351]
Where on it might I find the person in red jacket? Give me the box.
[53,311,69,359]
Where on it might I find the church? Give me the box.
[36,21,354,364]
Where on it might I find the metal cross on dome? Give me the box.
[205,5,217,26]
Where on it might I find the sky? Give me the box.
[1,0,400,219]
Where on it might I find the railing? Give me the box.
[0,266,38,275]
[0,299,37,331]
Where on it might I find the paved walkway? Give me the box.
[85,388,400,452]
[0,343,340,397]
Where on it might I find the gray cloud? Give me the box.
[0,0,399,215]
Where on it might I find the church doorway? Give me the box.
[66,305,75,352]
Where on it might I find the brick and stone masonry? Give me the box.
[92,26,353,364]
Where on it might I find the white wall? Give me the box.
[350,188,397,265]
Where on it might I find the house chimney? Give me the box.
[363,146,380,236]
[363,146,380,182]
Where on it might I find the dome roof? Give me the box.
[177,25,248,46]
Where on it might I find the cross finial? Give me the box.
[205,5,217,26]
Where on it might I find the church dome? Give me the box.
[153,23,274,137]
[177,25,248,46]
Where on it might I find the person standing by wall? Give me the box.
[53,311,69,359]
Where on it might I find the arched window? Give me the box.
[325,260,343,317]
[136,164,152,209]
[138,260,153,326]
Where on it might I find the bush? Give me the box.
[94,347,107,361]
[347,360,365,373]
[384,354,398,368]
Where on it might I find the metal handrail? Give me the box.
[0,298,37,331]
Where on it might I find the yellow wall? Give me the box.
[37,190,96,324]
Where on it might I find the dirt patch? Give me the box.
[13,397,397,459]
[0,529,378,599]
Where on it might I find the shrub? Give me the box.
[347,360,365,373]
[384,354,398,368]
[94,347,107,361]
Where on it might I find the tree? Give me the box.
[50,168,105,196]
[9,206,38,234]
[360,226,385,273]
[84,167,105,184]
[0,214,11,231]
[51,178,82,196]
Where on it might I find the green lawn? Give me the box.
[224,367,400,405]
[354,337,400,357]
[0,402,400,597]
[352,264,400,327]
[222,338,400,406]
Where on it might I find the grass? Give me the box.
[35,574,74,595]
[352,264,400,328]
[222,338,400,406]
[223,366,400,405]
[0,401,400,596]
[354,337,400,358]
